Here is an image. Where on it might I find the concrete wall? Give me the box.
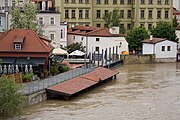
[23,90,47,107]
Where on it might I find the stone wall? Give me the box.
[23,90,47,107]
[155,58,176,63]
[121,54,155,65]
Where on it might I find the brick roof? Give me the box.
[0,29,53,53]
[68,26,125,37]
[0,32,4,38]
[173,7,180,15]
[142,38,176,44]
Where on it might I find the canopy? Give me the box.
[69,50,85,56]
[53,47,68,55]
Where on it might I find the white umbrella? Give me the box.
[53,47,68,55]
[15,65,19,73]
[0,65,2,74]
[12,65,14,74]
[3,65,7,74]
[29,65,33,73]
[69,50,85,56]
[8,65,12,74]
[25,65,29,73]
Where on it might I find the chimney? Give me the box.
[150,35,153,40]
[109,27,119,34]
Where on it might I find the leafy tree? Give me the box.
[67,42,85,53]
[150,21,177,41]
[11,1,38,31]
[126,27,149,52]
[103,9,125,33]
[0,76,23,118]
[173,16,179,28]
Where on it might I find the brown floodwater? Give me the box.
[20,63,180,120]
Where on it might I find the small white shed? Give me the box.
[142,37,177,59]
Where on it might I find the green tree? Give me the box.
[150,21,177,41]
[103,9,125,33]
[173,16,179,28]
[126,27,149,52]
[0,76,23,118]
[67,42,85,53]
[11,1,37,31]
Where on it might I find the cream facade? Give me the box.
[55,0,173,30]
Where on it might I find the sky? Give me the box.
[173,0,180,10]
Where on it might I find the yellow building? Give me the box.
[55,0,173,30]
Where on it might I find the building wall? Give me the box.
[175,30,180,49]
[57,0,173,30]
[155,40,177,58]
[142,43,154,55]
[67,34,128,55]
[0,15,6,32]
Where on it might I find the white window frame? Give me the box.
[50,33,55,41]
[15,44,21,50]
[50,17,55,25]
[38,17,44,25]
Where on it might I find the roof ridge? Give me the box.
[85,28,105,35]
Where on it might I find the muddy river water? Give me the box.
[20,63,180,120]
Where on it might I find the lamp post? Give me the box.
[84,35,88,68]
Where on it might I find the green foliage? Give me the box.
[67,42,85,53]
[22,73,34,82]
[50,61,58,75]
[0,76,23,118]
[58,65,71,73]
[103,9,125,33]
[173,16,179,28]
[150,21,177,41]
[126,27,149,51]
[11,2,38,31]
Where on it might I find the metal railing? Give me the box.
[19,67,95,95]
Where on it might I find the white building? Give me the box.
[67,26,129,56]
[142,37,177,60]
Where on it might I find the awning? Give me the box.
[54,56,64,62]
[15,57,46,65]
[0,57,16,64]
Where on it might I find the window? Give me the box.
[127,10,131,18]
[73,36,75,40]
[113,0,117,4]
[140,10,145,18]
[96,0,101,4]
[85,10,89,18]
[15,44,21,50]
[127,23,131,30]
[157,0,161,4]
[140,23,144,27]
[65,10,69,18]
[96,24,101,27]
[162,46,165,51]
[120,0,124,4]
[72,10,76,18]
[65,0,69,3]
[96,10,101,18]
[165,0,169,5]
[12,0,16,6]
[167,46,171,51]
[50,17,55,25]
[85,0,89,4]
[127,0,132,4]
[38,17,44,25]
[50,34,55,41]
[71,0,75,3]
[120,10,124,18]
[149,0,153,4]
[79,0,83,3]
[148,23,152,30]
[157,10,161,19]
[60,29,63,38]
[0,17,1,26]
[81,37,84,41]
[165,10,169,19]
[104,24,108,27]
[79,10,83,18]
[141,0,145,4]
[148,10,152,18]
[104,0,108,4]
[96,38,100,41]
[105,10,108,17]
[95,47,99,51]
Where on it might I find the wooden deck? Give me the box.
[46,67,119,99]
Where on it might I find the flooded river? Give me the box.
[21,63,180,120]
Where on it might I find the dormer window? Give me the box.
[15,44,21,50]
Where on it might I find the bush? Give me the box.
[22,73,34,82]
[58,65,71,73]
[0,76,23,118]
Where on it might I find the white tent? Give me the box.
[69,50,85,56]
[53,47,68,55]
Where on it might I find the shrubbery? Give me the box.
[22,73,34,82]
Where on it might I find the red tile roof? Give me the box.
[142,38,176,44]
[68,26,125,37]
[0,32,5,38]
[0,29,53,53]
[173,7,180,15]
